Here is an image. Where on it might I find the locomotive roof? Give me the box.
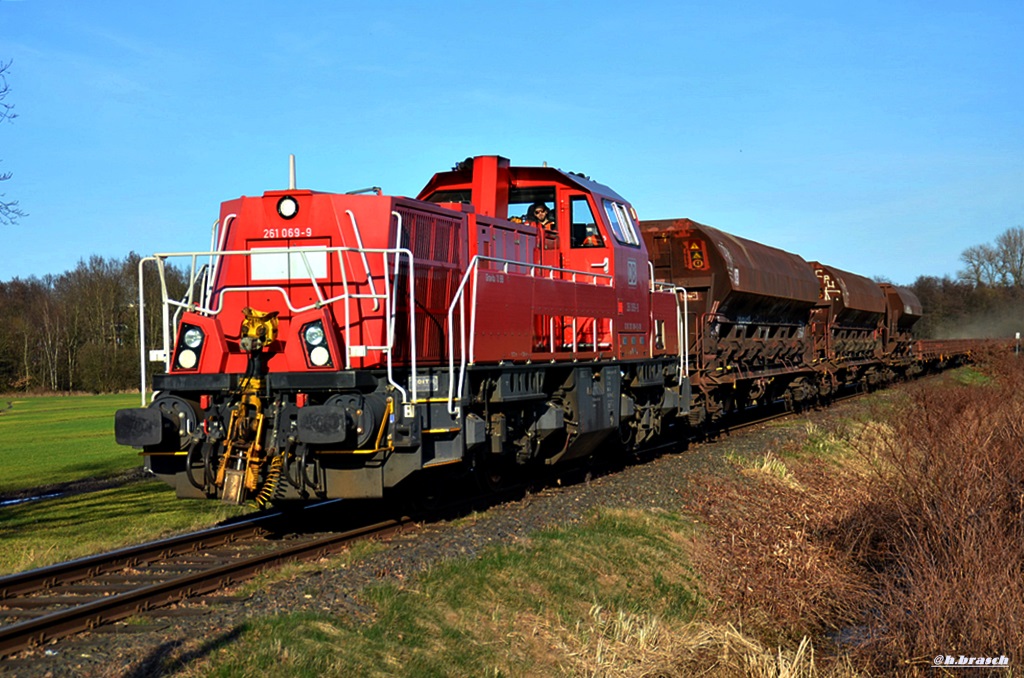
[416,156,629,203]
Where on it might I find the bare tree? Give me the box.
[0,59,26,225]
[994,226,1024,287]
[958,226,1024,288]
[958,243,1001,286]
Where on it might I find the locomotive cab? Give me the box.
[419,156,655,360]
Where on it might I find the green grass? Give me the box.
[801,421,849,458]
[184,508,703,677]
[951,365,994,386]
[0,480,252,574]
[0,393,143,493]
[233,539,389,598]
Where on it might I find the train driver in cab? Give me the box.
[578,226,603,247]
[525,202,557,231]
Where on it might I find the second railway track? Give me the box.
[0,504,411,658]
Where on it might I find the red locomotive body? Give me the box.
[115,156,688,504]
[170,191,466,377]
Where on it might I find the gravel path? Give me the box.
[1,402,853,678]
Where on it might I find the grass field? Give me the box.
[186,508,705,677]
[0,393,142,494]
[0,480,251,574]
[0,392,255,574]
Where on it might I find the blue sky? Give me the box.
[2,0,1022,283]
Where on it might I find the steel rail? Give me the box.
[0,511,291,601]
[0,518,407,658]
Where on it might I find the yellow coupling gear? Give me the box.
[239,307,279,353]
[217,308,280,504]
[218,394,268,505]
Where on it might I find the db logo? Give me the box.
[627,260,638,286]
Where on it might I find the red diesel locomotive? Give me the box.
[114,155,958,506]
[115,156,689,504]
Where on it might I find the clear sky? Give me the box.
[2,0,1022,284]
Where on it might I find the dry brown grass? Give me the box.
[685,443,874,648]
[665,621,861,678]
[683,355,1024,676]
[536,606,857,677]
[836,356,1024,673]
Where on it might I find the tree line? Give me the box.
[0,255,186,393]
[1,226,1022,394]
[909,226,1024,340]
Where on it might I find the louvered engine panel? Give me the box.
[392,206,465,365]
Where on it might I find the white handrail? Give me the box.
[345,209,381,311]
[138,242,417,407]
[679,286,689,379]
[648,260,689,380]
[156,257,172,373]
[205,214,235,307]
[446,261,476,416]
[154,245,392,313]
[136,257,153,405]
[445,254,615,414]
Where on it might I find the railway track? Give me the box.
[0,503,410,658]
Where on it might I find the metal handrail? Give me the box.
[134,242,418,408]
[648,267,689,385]
[445,255,615,415]
[678,286,689,379]
[345,209,381,311]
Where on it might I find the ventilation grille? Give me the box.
[392,206,464,364]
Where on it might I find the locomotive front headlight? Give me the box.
[309,346,331,367]
[277,195,299,220]
[304,323,325,346]
[178,349,198,369]
[301,321,331,367]
[183,327,204,349]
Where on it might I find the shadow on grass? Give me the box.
[123,625,246,678]
[0,466,146,503]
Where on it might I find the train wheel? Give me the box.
[618,420,637,454]
[474,452,511,493]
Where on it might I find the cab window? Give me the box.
[508,187,557,227]
[602,199,640,247]
[570,196,604,248]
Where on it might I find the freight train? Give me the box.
[114,155,972,506]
